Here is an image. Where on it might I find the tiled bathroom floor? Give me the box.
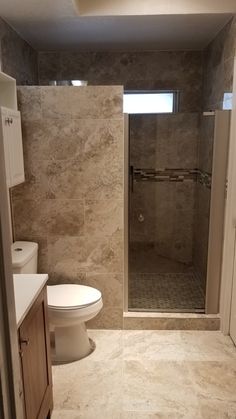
[129,273,205,312]
[52,329,236,419]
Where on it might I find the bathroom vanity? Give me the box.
[14,274,53,419]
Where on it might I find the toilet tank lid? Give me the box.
[11,241,38,268]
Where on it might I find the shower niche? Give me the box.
[127,110,230,314]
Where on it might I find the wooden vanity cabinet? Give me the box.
[18,287,53,419]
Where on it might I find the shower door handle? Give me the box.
[130,165,134,193]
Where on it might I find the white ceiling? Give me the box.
[0,0,233,51]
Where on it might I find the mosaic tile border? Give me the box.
[134,168,212,188]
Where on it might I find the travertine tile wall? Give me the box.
[193,15,236,290]
[11,86,124,329]
[203,16,236,111]
[38,50,203,112]
[0,17,38,84]
[129,113,199,265]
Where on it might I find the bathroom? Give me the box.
[0,1,236,418]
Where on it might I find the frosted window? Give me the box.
[123,92,176,114]
[223,93,233,110]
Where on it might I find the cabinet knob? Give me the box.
[20,338,30,346]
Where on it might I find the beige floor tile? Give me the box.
[87,329,123,361]
[121,413,187,419]
[123,360,198,415]
[52,330,236,419]
[189,361,236,403]
[197,399,236,419]
[179,331,236,361]
[52,409,121,419]
[53,359,122,411]
[123,330,184,361]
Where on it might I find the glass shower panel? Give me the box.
[128,113,206,312]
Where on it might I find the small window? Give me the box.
[123,91,178,114]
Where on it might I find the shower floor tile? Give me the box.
[129,273,205,312]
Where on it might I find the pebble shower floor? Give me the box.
[129,272,205,312]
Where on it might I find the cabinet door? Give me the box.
[19,289,53,419]
[0,110,11,187]
[0,107,25,187]
[8,110,25,186]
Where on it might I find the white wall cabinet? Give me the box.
[0,107,25,188]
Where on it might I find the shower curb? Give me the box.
[123,312,220,331]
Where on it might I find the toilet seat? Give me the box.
[47,284,102,310]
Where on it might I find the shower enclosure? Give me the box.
[127,110,230,313]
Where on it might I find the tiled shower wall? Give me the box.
[11,86,124,329]
[38,50,203,112]
[0,17,38,84]
[129,114,199,266]
[203,16,236,111]
[193,16,236,289]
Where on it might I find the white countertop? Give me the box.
[13,274,48,327]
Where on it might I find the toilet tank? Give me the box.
[11,241,38,274]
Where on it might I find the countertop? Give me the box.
[13,274,48,327]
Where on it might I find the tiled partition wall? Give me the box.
[0,17,38,84]
[129,113,199,266]
[11,86,124,329]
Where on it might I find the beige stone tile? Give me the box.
[87,307,123,330]
[12,199,47,238]
[68,86,123,119]
[53,360,122,411]
[189,361,236,403]
[46,159,85,199]
[48,236,87,280]
[48,272,86,286]
[46,157,123,200]
[123,330,185,361]
[51,331,236,419]
[197,398,236,419]
[83,155,124,201]
[123,360,198,414]
[21,119,85,162]
[52,409,121,419]
[17,87,42,120]
[123,316,220,331]
[13,199,84,242]
[87,329,123,361]
[85,200,123,238]
[83,119,124,159]
[86,273,123,308]
[46,200,84,236]
[179,331,236,361]
[121,412,196,419]
[85,231,124,274]
[41,87,71,119]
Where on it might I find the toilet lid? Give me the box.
[47,284,102,309]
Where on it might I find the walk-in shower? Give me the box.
[127,99,230,314]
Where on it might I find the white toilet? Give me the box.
[11,241,103,363]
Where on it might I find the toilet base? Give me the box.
[50,322,95,364]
